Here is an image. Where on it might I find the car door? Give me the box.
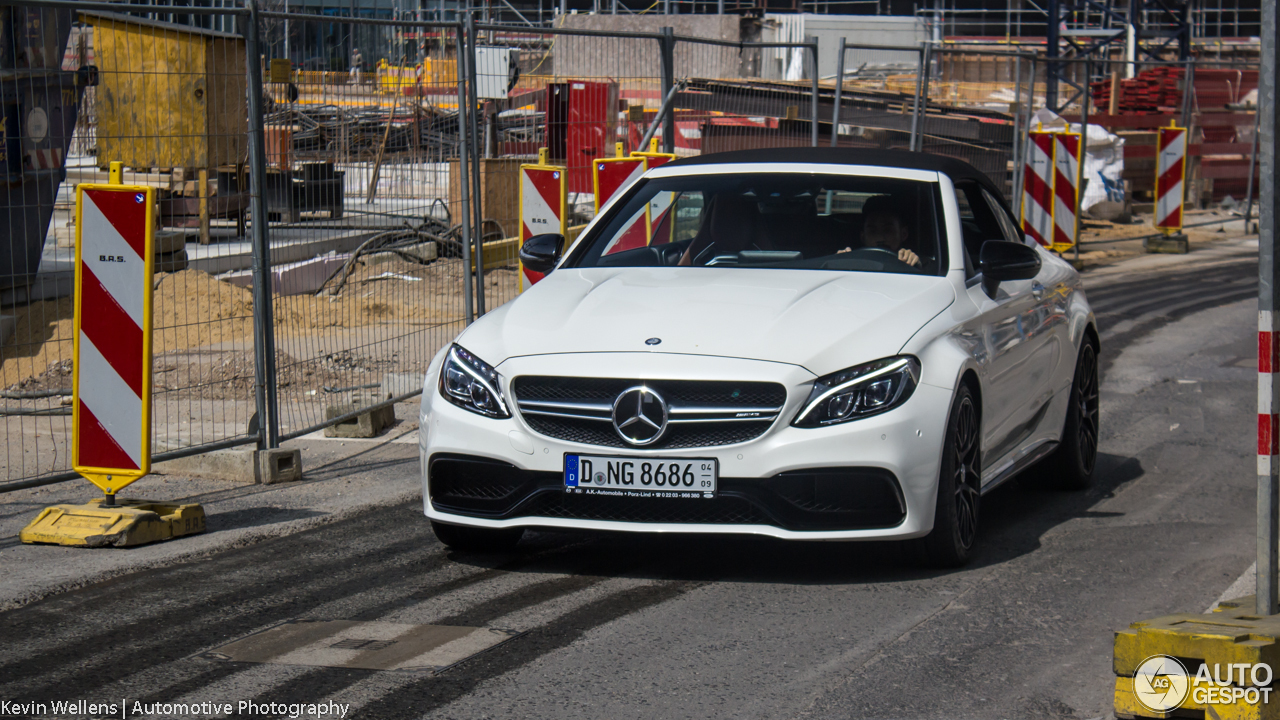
[952,181,1057,480]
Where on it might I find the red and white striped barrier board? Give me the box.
[27,148,63,171]
[1021,130,1055,247]
[518,162,567,290]
[73,185,156,495]
[1261,311,1278,476]
[1051,131,1081,251]
[593,156,645,212]
[595,156,650,257]
[1154,125,1188,232]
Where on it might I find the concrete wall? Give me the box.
[552,14,749,83]
[761,14,926,80]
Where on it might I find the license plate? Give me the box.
[564,454,718,498]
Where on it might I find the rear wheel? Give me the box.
[1046,340,1100,490]
[431,521,523,552]
[915,384,981,568]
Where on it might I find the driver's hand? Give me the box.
[899,248,921,267]
[837,246,852,254]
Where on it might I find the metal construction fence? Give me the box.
[0,0,1261,490]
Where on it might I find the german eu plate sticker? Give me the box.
[565,455,579,487]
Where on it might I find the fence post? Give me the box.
[908,44,924,152]
[1180,57,1196,128]
[913,42,933,152]
[830,38,845,148]
[1011,54,1025,205]
[465,13,485,315]
[660,27,675,154]
[1257,0,1279,617]
[454,23,475,325]
[1076,58,1090,264]
[1245,108,1260,230]
[243,0,279,450]
[807,36,819,148]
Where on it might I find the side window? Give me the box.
[982,188,1022,245]
[954,181,1005,272]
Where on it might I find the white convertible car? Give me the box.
[420,148,1098,566]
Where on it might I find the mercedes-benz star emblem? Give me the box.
[612,386,669,446]
[645,337,661,345]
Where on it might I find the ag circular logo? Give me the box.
[612,386,668,446]
[1133,655,1190,713]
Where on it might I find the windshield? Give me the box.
[567,172,945,276]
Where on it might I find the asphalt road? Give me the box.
[0,238,1262,720]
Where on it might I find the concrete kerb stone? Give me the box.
[1144,233,1190,254]
[155,448,303,485]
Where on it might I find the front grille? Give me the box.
[429,453,906,532]
[512,376,787,450]
[514,377,786,406]
[522,415,774,450]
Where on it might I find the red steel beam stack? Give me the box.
[1090,67,1258,115]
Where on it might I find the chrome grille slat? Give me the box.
[512,376,787,449]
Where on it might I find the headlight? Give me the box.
[438,344,510,418]
[792,356,920,428]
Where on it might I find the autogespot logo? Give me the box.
[1133,655,1190,712]
[1133,655,1275,712]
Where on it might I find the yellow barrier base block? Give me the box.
[19,498,206,548]
[1113,595,1280,720]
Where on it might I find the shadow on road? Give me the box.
[443,451,1145,587]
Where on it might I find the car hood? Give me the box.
[466,268,955,375]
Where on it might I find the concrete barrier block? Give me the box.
[324,402,396,438]
[1143,233,1190,254]
[156,448,303,485]
[258,448,303,484]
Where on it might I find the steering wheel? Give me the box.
[830,246,917,270]
[855,246,900,260]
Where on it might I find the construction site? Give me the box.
[0,0,1263,489]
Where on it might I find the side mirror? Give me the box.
[519,233,565,275]
[978,240,1041,297]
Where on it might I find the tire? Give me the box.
[915,384,982,568]
[1046,340,1100,491]
[431,521,523,552]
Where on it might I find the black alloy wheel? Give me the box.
[1047,340,1100,490]
[916,384,981,567]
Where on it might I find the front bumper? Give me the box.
[420,352,955,541]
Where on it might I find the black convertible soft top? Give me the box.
[666,148,1004,203]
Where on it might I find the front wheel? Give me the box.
[1046,340,1100,490]
[914,384,981,568]
[431,521,523,552]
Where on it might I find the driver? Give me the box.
[842,195,921,268]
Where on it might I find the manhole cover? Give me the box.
[203,621,522,672]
